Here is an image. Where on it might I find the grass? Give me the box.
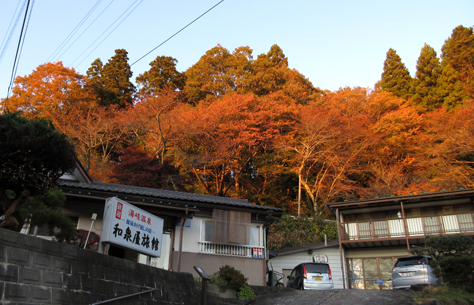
[414,285,474,305]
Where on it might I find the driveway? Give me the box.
[249,289,417,305]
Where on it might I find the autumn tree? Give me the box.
[173,94,299,198]
[2,62,89,121]
[282,88,373,216]
[0,113,76,231]
[109,146,189,191]
[136,55,186,96]
[87,49,136,108]
[53,100,128,181]
[380,48,413,99]
[420,102,474,190]
[411,43,442,110]
[125,88,184,163]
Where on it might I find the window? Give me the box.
[249,226,260,246]
[200,210,257,246]
[201,220,214,242]
[212,209,250,245]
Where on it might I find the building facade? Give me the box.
[329,189,474,289]
[22,162,283,285]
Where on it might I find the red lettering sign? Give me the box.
[116,202,123,219]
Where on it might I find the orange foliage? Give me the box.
[3,62,91,122]
[172,93,300,197]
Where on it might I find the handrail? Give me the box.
[340,212,474,241]
[198,241,264,258]
[91,289,156,304]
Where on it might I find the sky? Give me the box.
[0,0,473,99]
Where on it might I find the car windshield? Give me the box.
[305,264,329,273]
[395,256,427,267]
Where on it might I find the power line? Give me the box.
[6,0,34,99]
[70,0,142,68]
[0,0,27,66]
[46,0,103,63]
[12,0,35,88]
[56,0,116,61]
[130,0,224,66]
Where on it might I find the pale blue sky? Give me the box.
[0,0,473,99]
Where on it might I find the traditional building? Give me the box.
[23,161,284,285]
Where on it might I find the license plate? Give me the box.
[314,276,322,281]
[400,272,413,277]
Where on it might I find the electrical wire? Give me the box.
[70,0,142,68]
[12,0,35,88]
[6,0,34,99]
[46,0,103,63]
[0,0,27,66]
[130,0,224,66]
[56,0,115,61]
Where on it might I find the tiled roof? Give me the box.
[58,180,283,212]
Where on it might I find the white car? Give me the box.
[287,262,334,290]
[392,255,437,289]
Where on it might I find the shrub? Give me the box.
[237,284,256,300]
[267,214,338,250]
[439,255,474,292]
[210,265,247,293]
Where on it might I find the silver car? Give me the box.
[392,255,437,289]
[287,262,334,290]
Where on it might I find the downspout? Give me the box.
[177,207,188,272]
[336,208,346,289]
[401,202,410,252]
[263,225,267,286]
[168,228,175,270]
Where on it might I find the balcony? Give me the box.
[198,241,264,259]
[340,212,474,248]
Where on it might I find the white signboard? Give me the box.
[100,197,164,257]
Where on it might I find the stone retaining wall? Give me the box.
[0,228,196,304]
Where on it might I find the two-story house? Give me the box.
[328,188,474,289]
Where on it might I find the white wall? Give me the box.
[269,246,344,289]
[173,216,202,253]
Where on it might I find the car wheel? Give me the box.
[276,282,284,288]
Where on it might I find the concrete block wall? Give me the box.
[0,228,197,304]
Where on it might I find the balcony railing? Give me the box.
[198,241,264,259]
[341,213,474,241]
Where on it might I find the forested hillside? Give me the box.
[2,25,473,218]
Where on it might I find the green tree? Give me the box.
[90,49,136,108]
[136,55,185,96]
[21,188,76,242]
[0,112,76,231]
[184,45,253,104]
[411,44,442,110]
[251,44,321,104]
[381,48,413,99]
[441,25,474,98]
[86,58,105,104]
[436,63,469,109]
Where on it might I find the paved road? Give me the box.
[249,289,417,305]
